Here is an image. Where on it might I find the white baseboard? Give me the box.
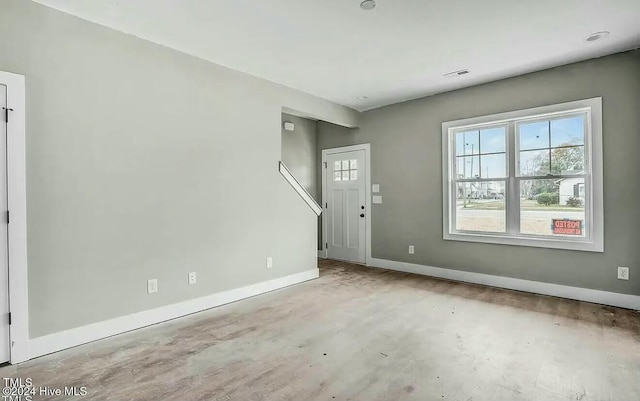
[369,258,640,311]
[28,269,319,361]
[317,250,327,259]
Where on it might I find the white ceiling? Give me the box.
[33,0,640,111]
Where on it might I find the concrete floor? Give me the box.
[2,259,639,401]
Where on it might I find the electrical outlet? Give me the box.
[147,279,158,294]
[617,266,629,281]
[188,272,197,285]
[409,245,415,255]
[266,257,273,269]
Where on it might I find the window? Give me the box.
[333,159,358,181]
[442,98,603,252]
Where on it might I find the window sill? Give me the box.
[443,232,603,252]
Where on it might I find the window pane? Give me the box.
[519,121,549,150]
[350,170,358,180]
[559,177,586,207]
[480,127,506,154]
[350,159,357,169]
[520,179,585,237]
[455,181,506,233]
[334,161,341,171]
[456,131,480,156]
[551,115,585,148]
[519,149,550,176]
[551,146,584,175]
[342,171,349,181]
[480,153,506,178]
[333,171,341,181]
[457,156,480,178]
[341,160,349,170]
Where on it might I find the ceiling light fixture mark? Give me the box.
[360,0,376,11]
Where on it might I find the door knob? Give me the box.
[360,213,365,218]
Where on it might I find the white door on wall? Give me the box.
[0,84,9,363]
[325,149,366,264]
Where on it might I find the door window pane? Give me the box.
[520,179,585,237]
[333,171,342,181]
[350,170,358,180]
[455,181,506,233]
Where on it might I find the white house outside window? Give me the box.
[442,98,603,252]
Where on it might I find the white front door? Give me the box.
[0,84,9,363]
[325,149,366,264]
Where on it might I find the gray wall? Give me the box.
[281,114,319,201]
[319,51,640,296]
[0,0,358,338]
[280,114,324,251]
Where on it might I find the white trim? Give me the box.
[369,258,640,311]
[0,71,29,364]
[28,269,319,360]
[321,144,372,266]
[442,97,604,252]
[317,250,327,258]
[279,161,322,215]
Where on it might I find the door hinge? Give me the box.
[325,243,328,249]
[2,107,12,123]
[8,313,11,325]
[323,162,327,168]
[6,211,9,224]
[325,203,328,208]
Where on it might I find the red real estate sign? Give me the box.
[552,219,583,235]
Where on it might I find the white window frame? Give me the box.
[442,97,603,252]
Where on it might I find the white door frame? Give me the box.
[0,71,29,363]
[321,144,371,266]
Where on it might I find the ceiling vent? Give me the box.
[444,69,470,78]
[585,31,610,42]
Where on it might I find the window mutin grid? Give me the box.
[451,113,589,238]
[333,159,358,181]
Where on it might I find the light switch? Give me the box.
[373,196,382,204]
[372,184,380,193]
[147,279,158,294]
